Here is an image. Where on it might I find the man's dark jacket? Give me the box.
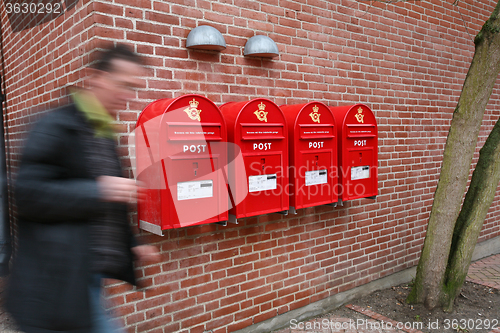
[6,104,136,333]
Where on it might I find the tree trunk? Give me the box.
[407,0,500,310]
[442,118,500,311]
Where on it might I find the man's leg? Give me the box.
[88,274,125,333]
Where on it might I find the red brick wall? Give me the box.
[2,0,500,332]
[1,0,96,171]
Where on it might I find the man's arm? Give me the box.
[15,121,104,222]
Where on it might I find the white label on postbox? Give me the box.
[351,166,370,180]
[305,170,328,186]
[309,141,324,149]
[177,180,213,201]
[183,144,207,153]
[248,174,277,192]
[253,142,272,151]
[354,140,367,147]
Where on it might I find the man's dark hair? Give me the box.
[94,44,143,72]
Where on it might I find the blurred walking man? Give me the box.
[7,44,159,333]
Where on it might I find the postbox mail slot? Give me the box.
[170,152,222,178]
[346,124,376,138]
[348,148,374,168]
[167,123,222,141]
[240,124,285,140]
[347,133,376,139]
[299,124,335,139]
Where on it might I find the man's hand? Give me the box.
[132,245,161,264]
[97,176,142,204]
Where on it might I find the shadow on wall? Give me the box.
[4,0,79,32]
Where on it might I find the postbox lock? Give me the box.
[193,162,198,176]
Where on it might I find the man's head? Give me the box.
[89,44,143,116]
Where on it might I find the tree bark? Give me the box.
[442,118,500,311]
[407,0,500,310]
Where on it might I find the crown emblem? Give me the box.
[189,99,199,108]
[254,102,268,122]
[184,98,202,121]
[309,104,321,123]
[354,107,364,123]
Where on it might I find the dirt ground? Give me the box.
[328,281,500,333]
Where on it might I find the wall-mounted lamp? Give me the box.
[186,25,226,51]
[244,35,279,58]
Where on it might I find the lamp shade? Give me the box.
[244,35,279,57]
[186,25,226,51]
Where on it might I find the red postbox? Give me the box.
[135,95,228,234]
[330,104,378,202]
[220,98,289,222]
[281,102,338,213]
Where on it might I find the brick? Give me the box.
[126,312,146,325]
[222,274,246,287]
[180,312,211,329]
[144,11,179,25]
[247,284,272,299]
[92,2,124,16]
[136,21,171,35]
[240,278,266,292]
[125,30,162,44]
[136,316,172,332]
[214,303,240,318]
[136,294,171,311]
[253,309,276,324]
[228,319,253,333]
[172,305,204,322]
[145,283,178,298]
[180,274,212,288]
